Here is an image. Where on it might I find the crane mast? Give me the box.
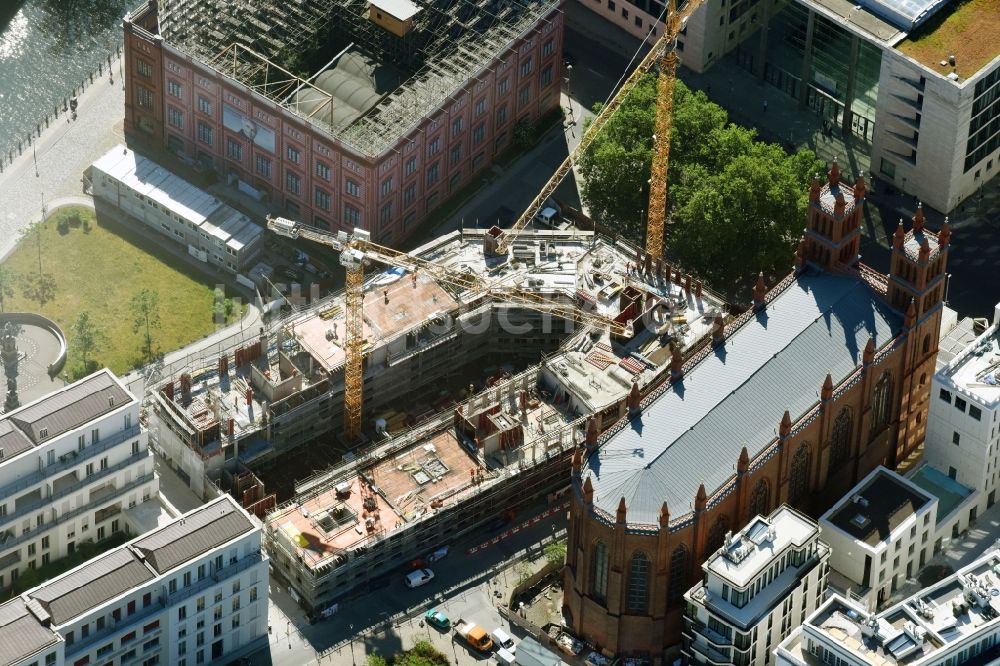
[266,217,630,441]
[495,0,704,256]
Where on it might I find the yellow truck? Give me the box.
[454,618,494,652]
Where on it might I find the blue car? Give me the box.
[424,608,450,630]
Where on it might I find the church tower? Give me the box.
[802,160,866,271]
[886,205,951,464]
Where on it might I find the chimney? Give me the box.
[695,280,703,300]
[684,274,692,294]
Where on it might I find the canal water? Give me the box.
[0,0,129,161]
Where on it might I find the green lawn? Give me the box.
[897,0,1000,78]
[2,206,232,376]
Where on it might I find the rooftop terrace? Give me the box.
[937,315,1000,407]
[897,0,1000,78]
[782,548,1000,666]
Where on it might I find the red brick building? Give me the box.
[123,0,564,245]
[563,165,949,660]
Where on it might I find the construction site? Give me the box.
[146,223,726,610]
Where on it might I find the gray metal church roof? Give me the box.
[583,270,903,526]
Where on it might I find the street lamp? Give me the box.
[349,623,356,666]
[564,64,575,127]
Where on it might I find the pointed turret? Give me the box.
[660,502,670,529]
[712,313,726,346]
[912,202,925,232]
[827,159,841,187]
[627,381,641,415]
[779,410,792,439]
[939,217,951,247]
[809,174,822,203]
[863,336,875,366]
[821,373,833,402]
[893,221,906,250]
[586,417,599,449]
[583,475,594,504]
[853,175,867,201]
[670,345,684,381]
[905,298,917,329]
[738,446,750,475]
[695,483,708,511]
[616,496,628,524]
[752,273,767,311]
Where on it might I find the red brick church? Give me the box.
[563,163,949,660]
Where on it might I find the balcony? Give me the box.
[163,552,266,606]
[686,617,733,649]
[0,425,142,499]
[0,446,150,532]
[0,472,155,552]
[689,640,734,666]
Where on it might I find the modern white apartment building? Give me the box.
[776,546,1000,666]
[682,505,830,666]
[577,0,1000,214]
[0,369,158,592]
[820,467,937,609]
[927,304,1000,507]
[0,494,268,666]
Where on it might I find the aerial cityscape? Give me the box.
[0,0,997,665]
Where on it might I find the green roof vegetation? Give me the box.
[897,0,1000,78]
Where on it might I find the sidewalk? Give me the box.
[0,55,126,261]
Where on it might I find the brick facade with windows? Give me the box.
[123,0,564,245]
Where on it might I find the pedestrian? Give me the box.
[706,84,712,95]
[762,99,768,113]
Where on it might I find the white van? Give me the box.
[533,206,559,228]
[491,627,516,653]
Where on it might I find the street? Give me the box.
[249,507,567,666]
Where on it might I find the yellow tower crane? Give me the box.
[267,216,630,442]
[493,0,705,257]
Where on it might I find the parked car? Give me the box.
[424,608,450,630]
[404,568,435,588]
[491,627,516,653]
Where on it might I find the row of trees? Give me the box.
[366,641,450,666]
[578,78,825,302]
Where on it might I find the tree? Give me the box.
[393,641,450,666]
[72,311,108,376]
[545,540,567,567]
[366,655,389,666]
[0,266,18,313]
[131,289,162,360]
[22,272,56,306]
[578,77,824,302]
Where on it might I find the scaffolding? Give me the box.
[158,0,560,157]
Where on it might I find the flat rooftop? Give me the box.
[938,321,1000,407]
[897,0,1000,78]
[785,548,1000,666]
[823,467,935,547]
[150,0,560,157]
[706,506,820,587]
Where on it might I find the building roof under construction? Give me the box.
[154,0,560,157]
